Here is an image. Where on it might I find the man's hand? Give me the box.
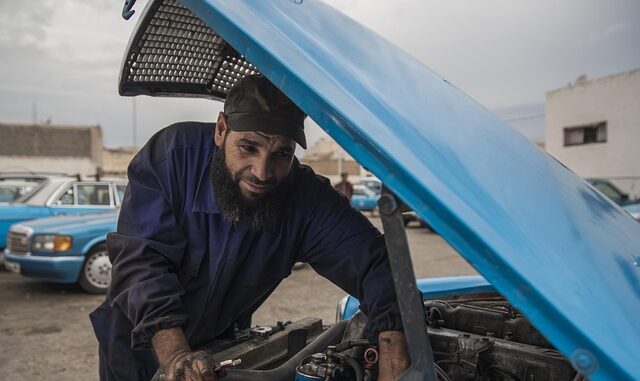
[152,327,217,381]
[161,350,217,381]
[377,331,410,381]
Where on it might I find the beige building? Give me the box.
[545,69,640,197]
[300,137,364,182]
[0,123,103,176]
[102,146,139,176]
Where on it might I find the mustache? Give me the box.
[235,172,277,188]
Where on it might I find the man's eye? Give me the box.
[240,145,258,153]
[274,151,292,159]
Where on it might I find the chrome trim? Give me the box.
[4,254,83,263]
[7,225,33,255]
[44,180,74,206]
[335,295,350,322]
[45,181,120,208]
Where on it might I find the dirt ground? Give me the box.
[0,217,476,381]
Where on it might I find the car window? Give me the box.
[76,184,111,206]
[115,184,127,205]
[0,178,44,203]
[353,187,367,196]
[593,182,622,202]
[55,186,75,205]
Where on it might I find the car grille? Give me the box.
[7,231,29,255]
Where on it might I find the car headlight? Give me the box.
[32,235,73,252]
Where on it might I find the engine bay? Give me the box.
[173,294,580,381]
[424,295,577,380]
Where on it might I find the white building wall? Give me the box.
[545,69,640,196]
[0,156,100,176]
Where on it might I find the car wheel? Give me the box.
[78,244,111,294]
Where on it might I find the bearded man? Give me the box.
[91,75,409,381]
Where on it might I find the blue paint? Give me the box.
[3,212,117,283]
[122,0,137,20]
[338,276,494,321]
[134,1,640,379]
[295,369,322,381]
[571,349,599,375]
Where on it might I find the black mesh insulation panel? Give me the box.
[119,0,261,100]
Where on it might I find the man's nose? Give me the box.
[251,156,272,182]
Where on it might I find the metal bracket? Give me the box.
[122,0,137,20]
[456,334,493,378]
[378,189,437,381]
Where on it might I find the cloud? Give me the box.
[0,0,638,149]
[580,22,633,46]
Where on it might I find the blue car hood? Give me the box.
[20,211,119,234]
[124,1,640,379]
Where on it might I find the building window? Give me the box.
[563,122,607,146]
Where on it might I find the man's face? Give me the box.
[214,113,296,201]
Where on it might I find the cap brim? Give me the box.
[226,112,307,149]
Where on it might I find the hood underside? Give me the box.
[120,1,640,380]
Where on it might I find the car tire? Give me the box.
[78,243,111,294]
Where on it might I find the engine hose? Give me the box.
[344,356,364,381]
[222,320,349,381]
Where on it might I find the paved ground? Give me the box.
[0,217,476,381]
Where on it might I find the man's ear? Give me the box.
[214,112,227,147]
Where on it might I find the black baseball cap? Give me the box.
[224,75,307,149]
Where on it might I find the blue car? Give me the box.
[586,178,637,206]
[350,184,379,211]
[623,202,640,221]
[0,172,58,203]
[0,175,126,249]
[113,1,640,380]
[3,211,118,293]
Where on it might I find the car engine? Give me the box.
[154,294,580,381]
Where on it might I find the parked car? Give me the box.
[358,176,381,194]
[0,175,126,249]
[350,184,379,211]
[0,172,69,204]
[586,178,637,206]
[117,1,639,380]
[3,211,118,293]
[622,201,640,221]
[401,210,431,229]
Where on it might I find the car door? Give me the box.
[49,181,115,216]
[113,182,128,207]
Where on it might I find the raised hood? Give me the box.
[120,1,640,379]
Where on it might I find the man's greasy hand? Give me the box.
[377,331,410,381]
[161,350,218,381]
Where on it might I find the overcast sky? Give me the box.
[0,0,638,149]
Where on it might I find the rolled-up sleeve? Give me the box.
[298,184,403,343]
[107,156,189,350]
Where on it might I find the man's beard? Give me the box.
[210,146,289,231]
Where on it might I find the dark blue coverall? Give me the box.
[91,122,400,380]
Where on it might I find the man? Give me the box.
[334,171,354,199]
[91,75,409,381]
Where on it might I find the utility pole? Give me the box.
[32,102,37,125]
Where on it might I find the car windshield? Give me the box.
[353,185,372,196]
[0,178,44,203]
